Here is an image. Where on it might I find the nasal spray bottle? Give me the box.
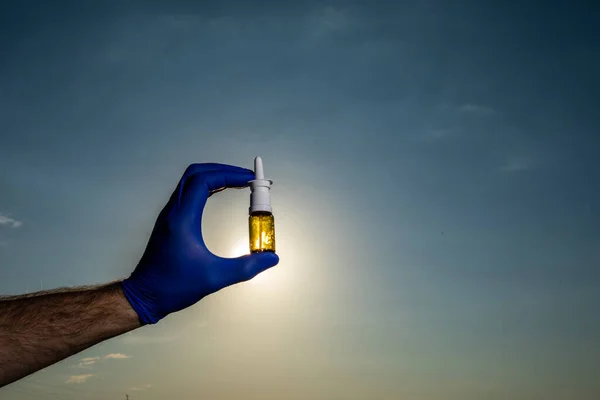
[248,156,276,253]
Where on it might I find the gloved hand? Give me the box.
[121,163,279,325]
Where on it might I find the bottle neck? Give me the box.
[250,210,273,217]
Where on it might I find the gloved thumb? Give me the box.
[226,252,279,284]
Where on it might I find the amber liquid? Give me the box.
[249,211,276,253]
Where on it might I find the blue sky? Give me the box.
[1,1,599,399]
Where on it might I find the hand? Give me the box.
[121,163,279,324]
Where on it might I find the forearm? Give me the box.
[0,282,141,388]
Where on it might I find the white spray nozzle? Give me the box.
[254,156,265,180]
[249,156,273,214]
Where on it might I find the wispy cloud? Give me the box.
[74,354,130,368]
[459,103,496,115]
[0,213,22,228]
[307,6,355,38]
[75,357,101,368]
[129,384,153,391]
[500,157,532,172]
[121,333,179,345]
[66,374,94,384]
[420,128,458,141]
[104,353,131,360]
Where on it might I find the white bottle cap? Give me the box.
[249,156,273,213]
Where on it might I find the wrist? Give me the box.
[111,282,143,329]
[120,278,163,325]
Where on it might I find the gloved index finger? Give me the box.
[204,170,255,192]
[183,163,253,179]
[179,170,255,214]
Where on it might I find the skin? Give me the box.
[0,282,140,387]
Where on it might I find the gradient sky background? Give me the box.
[1,1,599,399]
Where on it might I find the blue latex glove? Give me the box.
[121,163,279,325]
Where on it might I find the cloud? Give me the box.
[74,354,130,368]
[459,103,496,115]
[66,374,94,384]
[121,333,179,345]
[420,128,458,141]
[0,213,22,228]
[104,353,131,360]
[307,6,355,38]
[129,384,153,391]
[75,357,101,368]
[500,157,531,172]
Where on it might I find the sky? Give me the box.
[1,1,599,399]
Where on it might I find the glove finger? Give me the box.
[202,170,256,192]
[183,163,253,179]
[179,170,255,220]
[168,164,253,207]
[218,252,280,286]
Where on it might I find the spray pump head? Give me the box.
[249,156,273,214]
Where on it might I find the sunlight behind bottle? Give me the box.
[229,238,268,285]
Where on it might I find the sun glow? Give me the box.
[229,238,270,285]
[230,239,250,258]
